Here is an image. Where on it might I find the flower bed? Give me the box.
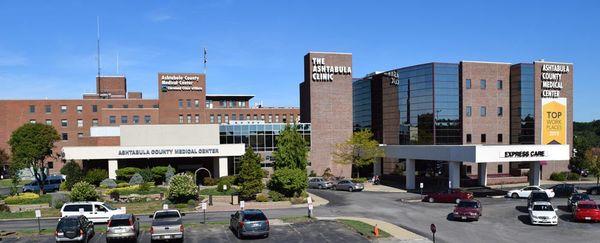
[4,193,52,205]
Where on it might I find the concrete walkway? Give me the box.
[317,216,430,242]
[363,183,407,193]
[193,192,329,212]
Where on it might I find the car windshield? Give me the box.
[579,204,598,209]
[243,212,267,221]
[457,201,478,208]
[58,219,79,228]
[109,219,131,227]
[533,205,554,211]
[531,193,549,200]
[573,194,590,201]
[103,203,117,210]
[154,211,180,219]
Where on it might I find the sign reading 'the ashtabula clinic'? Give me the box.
[541,98,567,145]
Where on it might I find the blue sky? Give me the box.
[0,0,598,121]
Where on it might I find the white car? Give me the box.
[506,186,555,199]
[61,201,125,223]
[528,201,558,225]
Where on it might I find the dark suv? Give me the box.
[55,215,95,243]
[527,191,550,209]
[549,184,577,197]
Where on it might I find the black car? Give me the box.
[55,215,95,243]
[229,209,269,239]
[549,184,577,197]
[527,191,550,209]
[568,193,591,211]
[586,186,600,195]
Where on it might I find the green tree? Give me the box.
[583,147,600,185]
[268,168,308,197]
[333,129,384,178]
[238,147,264,200]
[70,181,98,201]
[60,160,84,190]
[0,148,8,175]
[273,124,309,170]
[8,123,60,194]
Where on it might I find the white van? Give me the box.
[60,202,125,223]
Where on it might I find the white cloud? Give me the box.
[147,13,173,22]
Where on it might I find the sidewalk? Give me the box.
[317,216,430,242]
[193,192,329,212]
[363,183,407,193]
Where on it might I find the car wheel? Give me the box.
[428,197,435,203]
[348,187,353,192]
[455,198,461,204]
[511,193,519,199]
[264,233,269,238]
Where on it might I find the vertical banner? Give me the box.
[541,98,567,144]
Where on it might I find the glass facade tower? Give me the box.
[510,64,535,144]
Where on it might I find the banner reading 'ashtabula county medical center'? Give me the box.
[541,98,567,145]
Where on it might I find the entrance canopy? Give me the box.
[382,144,570,162]
[62,144,245,160]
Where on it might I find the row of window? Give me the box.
[208,113,298,124]
[465,79,503,90]
[109,115,152,124]
[29,104,158,114]
[465,133,503,143]
[465,106,503,117]
[465,164,504,174]
[205,100,247,109]
[60,132,84,141]
[29,119,95,127]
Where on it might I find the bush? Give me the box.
[550,171,580,181]
[219,175,237,186]
[117,182,129,188]
[110,190,120,201]
[52,197,68,209]
[268,190,285,202]
[167,173,199,203]
[203,177,217,186]
[151,166,169,184]
[290,197,306,204]
[309,170,317,177]
[85,169,108,186]
[351,177,368,183]
[268,168,308,197]
[256,193,268,202]
[139,168,155,184]
[129,173,144,185]
[165,165,176,184]
[139,182,151,192]
[567,172,581,181]
[199,187,237,196]
[217,179,232,192]
[322,168,335,181]
[262,170,270,178]
[4,193,39,204]
[116,167,142,181]
[60,160,83,190]
[70,182,98,201]
[187,199,197,206]
[100,179,117,189]
[59,182,68,191]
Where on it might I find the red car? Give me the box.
[573,200,600,222]
[452,200,482,221]
[425,189,473,204]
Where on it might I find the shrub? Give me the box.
[268,168,308,197]
[262,170,270,178]
[139,182,151,192]
[70,182,98,201]
[290,197,306,204]
[4,193,39,204]
[203,177,217,186]
[167,173,199,203]
[256,193,268,202]
[322,168,335,181]
[351,177,368,183]
[151,166,169,183]
[117,182,129,188]
[550,172,566,181]
[59,182,68,191]
[165,165,176,184]
[309,170,317,177]
[219,175,237,186]
[217,179,232,192]
[116,167,142,181]
[100,179,117,189]
[567,172,581,181]
[60,160,83,190]
[187,199,197,206]
[85,169,108,186]
[52,197,68,209]
[268,190,285,202]
[110,190,120,201]
[139,168,155,184]
[129,173,144,185]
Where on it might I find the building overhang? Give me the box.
[62,144,245,160]
[381,144,570,163]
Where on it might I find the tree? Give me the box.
[165,165,175,184]
[0,148,8,176]
[237,147,264,200]
[583,147,600,185]
[333,129,384,178]
[273,124,309,170]
[268,168,308,197]
[8,123,60,194]
[60,160,84,190]
[167,173,198,203]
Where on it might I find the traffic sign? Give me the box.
[240,200,245,209]
[430,223,436,233]
[163,204,169,210]
[35,209,41,218]
[420,183,424,189]
[201,202,207,210]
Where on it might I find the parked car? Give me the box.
[527,191,551,209]
[528,201,558,226]
[308,177,333,189]
[549,184,577,197]
[106,214,140,243]
[506,186,555,199]
[22,175,64,192]
[572,200,600,222]
[586,186,600,195]
[333,179,364,192]
[61,202,125,223]
[149,209,185,243]
[568,193,591,211]
[55,215,95,243]
[452,200,482,221]
[424,189,473,204]
[229,209,269,239]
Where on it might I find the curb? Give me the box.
[317,216,427,241]
[0,216,60,222]
[486,195,506,199]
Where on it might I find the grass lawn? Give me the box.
[0,179,31,188]
[0,208,60,219]
[338,219,391,238]
[199,188,238,196]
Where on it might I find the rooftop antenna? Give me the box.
[96,16,101,77]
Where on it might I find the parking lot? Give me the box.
[0,220,369,243]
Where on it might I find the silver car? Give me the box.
[308,177,333,189]
[333,179,364,192]
[149,210,185,243]
[106,214,139,243]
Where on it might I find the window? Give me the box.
[107,104,113,108]
[498,164,503,174]
[121,116,128,124]
[77,119,83,127]
[220,100,225,107]
[47,162,54,169]
[144,115,152,124]
[206,100,212,108]
[195,114,199,123]
[76,105,83,113]
[275,115,279,123]
[122,104,128,108]
[466,79,471,89]
[109,116,116,124]
[29,119,36,124]
[194,99,199,108]
[480,106,486,117]
[92,105,98,112]
[497,134,503,143]
[133,115,139,124]
[45,119,52,125]
[253,114,257,120]
[224,115,229,124]
[217,115,222,124]
[29,105,36,113]
[186,99,191,108]
[153,104,159,108]
[138,104,144,108]
[268,115,272,123]
[179,115,184,124]
[466,134,472,143]
[241,101,246,107]
[239,114,244,120]
[232,114,236,121]
[92,119,98,126]
[61,133,68,140]
[246,115,250,120]
[45,105,51,114]
[187,114,192,124]
[497,107,503,117]
[480,79,486,89]
[466,106,472,117]
[497,80,503,90]
[261,114,265,121]
[77,133,84,138]
[466,165,472,174]
[481,134,486,143]
[210,114,215,123]
[283,115,287,123]
[61,119,68,127]
[178,99,183,108]
[60,105,67,113]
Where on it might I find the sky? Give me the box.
[0,0,598,121]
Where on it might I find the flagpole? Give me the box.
[203,48,207,75]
